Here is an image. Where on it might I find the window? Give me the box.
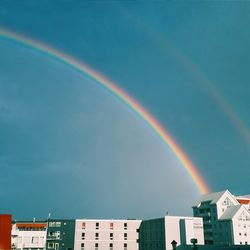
[110,223,114,230]
[82,222,86,229]
[110,233,113,240]
[124,223,127,230]
[124,243,127,250]
[245,242,248,245]
[81,232,85,240]
[95,233,99,240]
[48,231,60,239]
[48,243,54,249]
[124,233,127,240]
[95,243,98,250]
[55,243,59,250]
[56,222,61,227]
[49,222,55,227]
[109,243,113,250]
[96,222,99,230]
[239,233,242,236]
[81,243,84,250]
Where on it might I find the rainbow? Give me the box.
[0,29,209,194]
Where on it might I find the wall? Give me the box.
[74,219,141,250]
[0,214,12,250]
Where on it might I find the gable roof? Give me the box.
[219,205,242,220]
[220,205,250,220]
[194,190,227,207]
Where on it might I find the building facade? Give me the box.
[139,216,204,250]
[193,190,250,246]
[0,214,12,250]
[74,219,141,250]
[11,221,47,250]
[46,219,75,250]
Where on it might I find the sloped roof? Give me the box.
[194,190,227,207]
[220,205,242,220]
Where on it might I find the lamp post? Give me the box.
[190,238,198,250]
[171,240,177,250]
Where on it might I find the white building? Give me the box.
[139,215,204,250]
[11,221,47,250]
[193,190,250,246]
[74,219,141,250]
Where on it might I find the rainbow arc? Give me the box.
[0,29,209,194]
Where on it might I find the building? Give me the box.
[46,219,75,250]
[193,190,250,246]
[74,219,141,250]
[139,216,204,250]
[11,221,47,250]
[0,214,12,250]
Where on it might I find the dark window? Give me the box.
[110,233,113,240]
[95,233,99,240]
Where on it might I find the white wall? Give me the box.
[12,225,47,250]
[232,207,250,245]
[165,216,204,250]
[74,219,141,250]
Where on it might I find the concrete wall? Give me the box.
[0,214,12,250]
[139,218,165,250]
[165,216,204,250]
[74,219,141,250]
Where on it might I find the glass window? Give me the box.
[96,222,99,230]
[110,233,113,240]
[124,233,127,240]
[95,243,98,250]
[124,243,127,250]
[81,243,84,250]
[95,233,99,240]
[124,223,127,230]
[55,222,61,227]
[48,243,54,249]
[82,222,86,229]
[81,232,85,240]
[110,223,114,230]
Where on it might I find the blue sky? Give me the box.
[0,1,249,219]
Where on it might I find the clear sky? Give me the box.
[0,1,249,220]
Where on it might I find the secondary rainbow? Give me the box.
[0,29,209,194]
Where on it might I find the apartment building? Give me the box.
[11,221,47,250]
[193,190,250,246]
[139,216,204,250]
[74,219,141,250]
[46,219,75,250]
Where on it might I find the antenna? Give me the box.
[47,213,51,221]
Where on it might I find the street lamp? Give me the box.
[171,240,177,250]
[191,238,198,250]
